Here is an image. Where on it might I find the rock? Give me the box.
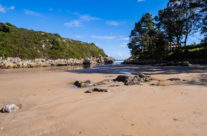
[85,90,93,93]
[114,75,141,85]
[168,78,181,81]
[0,57,115,69]
[133,73,152,82]
[0,104,20,113]
[93,88,110,92]
[74,80,92,88]
[104,57,115,64]
[85,88,110,93]
[114,74,152,85]
[83,59,91,65]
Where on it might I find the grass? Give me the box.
[0,22,107,59]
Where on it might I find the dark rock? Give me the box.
[134,73,152,82]
[114,74,152,86]
[93,88,110,92]
[104,57,115,64]
[85,88,110,93]
[74,80,92,88]
[168,78,181,81]
[138,73,145,78]
[83,59,91,65]
[114,75,141,85]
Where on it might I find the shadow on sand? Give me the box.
[66,64,207,75]
[66,64,207,86]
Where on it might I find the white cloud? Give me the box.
[9,6,15,10]
[137,0,145,2]
[64,20,82,27]
[91,35,116,40]
[24,9,42,17]
[106,21,120,26]
[74,12,100,22]
[80,15,100,21]
[121,42,128,48]
[65,12,100,28]
[0,4,15,13]
[121,37,129,41]
[0,4,6,13]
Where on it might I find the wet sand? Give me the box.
[0,65,207,136]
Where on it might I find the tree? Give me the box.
[177,0,201,46]
[156,7,184,46]
[128,13,168,59]
[128,13,157,56]
[156,0,201,46]
[200,0,207,43]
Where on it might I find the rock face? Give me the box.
[0,56,115,69]
[114,74,152,85]
[0,104,20,113]
[74,80,92,88]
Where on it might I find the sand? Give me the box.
[0,65,207,136]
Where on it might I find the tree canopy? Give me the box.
[128,0,207,61]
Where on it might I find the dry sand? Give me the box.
[0,65,207,136]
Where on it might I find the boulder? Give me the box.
[0,104,20,113]
[114,74,152,85]
[83,59,91,65]
[74,80,92,88]
[114,75,141,85]
[104,57,115,64]
[135,73,152,82]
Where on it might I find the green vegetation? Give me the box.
[0,23,106,59]
[128,0,207,61]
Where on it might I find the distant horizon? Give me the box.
[0,0,203,60]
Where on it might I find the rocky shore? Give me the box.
[123,58,191,66]
[0,56,115,69]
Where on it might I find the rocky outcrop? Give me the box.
[0,104,20,113]
[74,80,92,88]
[114,74,152,85]
[123,58,190,66]
[0,56,115,69]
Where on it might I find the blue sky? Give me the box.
[0,0,202,59]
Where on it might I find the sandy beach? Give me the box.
[0,64,207,136]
